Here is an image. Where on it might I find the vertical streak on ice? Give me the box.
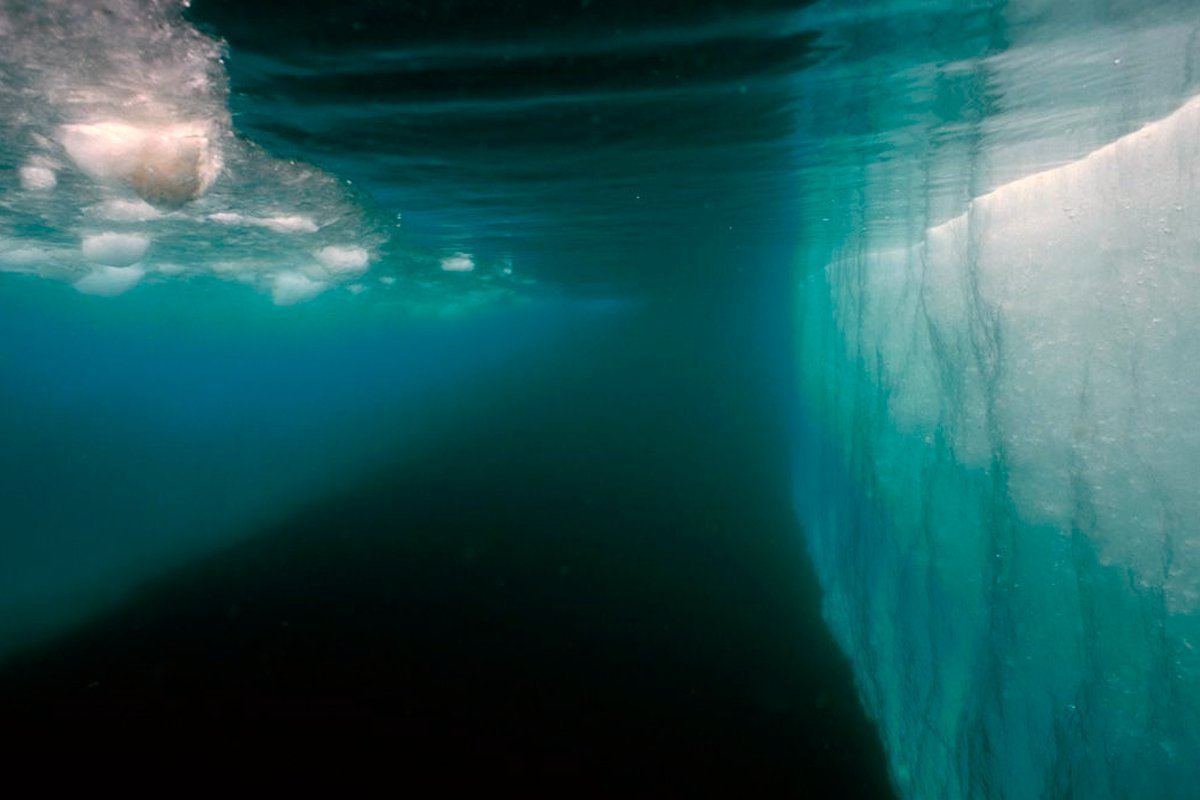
[794,5,1200,798]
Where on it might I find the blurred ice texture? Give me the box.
[0,0,382,302]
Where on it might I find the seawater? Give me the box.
[0,0,893,794]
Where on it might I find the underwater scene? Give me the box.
[2,0,1199,796]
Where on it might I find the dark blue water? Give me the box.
[0,0,894,793]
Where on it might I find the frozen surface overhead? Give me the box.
[0,0,382,303]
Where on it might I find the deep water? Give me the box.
[0,0,895,793]
[1,278,893,793]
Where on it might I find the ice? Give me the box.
[793,2,1200,798]
[59,120,222,208]
[440,253,476,273]
[0,0,388,302]
[0,246,50,269]
[73,265,145,296]
[262,215,319,234]
[209,212,319,234]
[314,245,370,275]
[90,199,164,222]
[18,164,56,191]
[82,233,149,267]
[271,271,327,306]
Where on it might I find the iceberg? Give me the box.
[794,2,1200,797]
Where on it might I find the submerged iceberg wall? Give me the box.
[794,2,1200,798]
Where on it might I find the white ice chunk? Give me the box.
[271,271,326,305]
[59,119,222,207]
[0,246,51,271]
[801,87,1200,800]
[73,265,145,296]
[440,253,475,272]
[91,199,163,222]
[209,212,318,233]
[314,245,369,275]
[81,233,149,266]
[19,165,56,191]
[261,215,318,233]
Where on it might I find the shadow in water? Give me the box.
[0,293,894,796]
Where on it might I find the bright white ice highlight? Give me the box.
[271,271,327,305]
[440,253,475,272]
[91,199,164,222]
[795,13,1200,791]
[315,245,370,275]
[82,232,149,266]
[846,94,1200,612]
[59,120,222,208]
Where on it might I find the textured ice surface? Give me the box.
[794,2,1200,798]
[314,245,370,276]
[440,253,476,273]
[0,0,382,303]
